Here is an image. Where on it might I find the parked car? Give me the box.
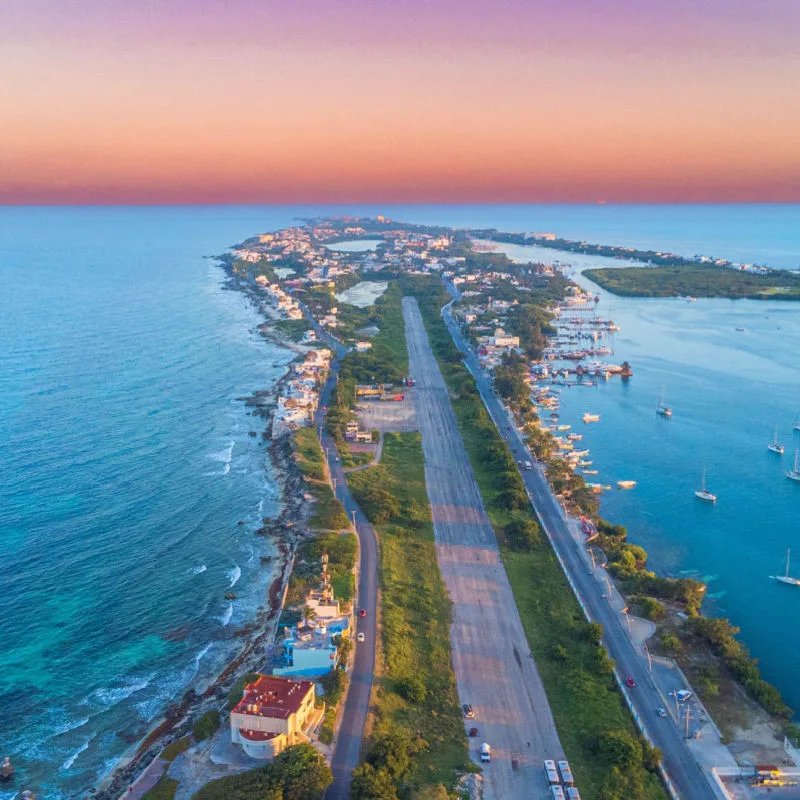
[676,690,692,702]
[626,677,636,688]
[357,632,365,643]
[469,727,479,738]
[657,707,668,718]
[462,704,475,719]
[359,608,367,618]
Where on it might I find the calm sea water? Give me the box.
[487,237,800,715]
[2,205,799,797]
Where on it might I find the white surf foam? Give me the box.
[205,440,235,475]
[227,565,241,588]
[52,716,89,737]
[188,564,207,576]
[219,602,233,627]
[91,677,151,709]
[61,739,90,771]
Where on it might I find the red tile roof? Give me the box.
[232,675,314,720]
[239,728,278,742]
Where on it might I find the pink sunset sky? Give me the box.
[1,0,799,204]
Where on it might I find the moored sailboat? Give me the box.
[656,389,672,418]
[787,450,800,482]
[694,468,717,503]
[771,549,800,586]
[768,426,784,455]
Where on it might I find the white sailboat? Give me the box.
[694,468,717,503]
[656,389,672,418]
[794,413,800,433]
[787,450,800,482]
[771,549,800,586]
[767,426,785,455]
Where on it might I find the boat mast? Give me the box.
[787,549,791,579]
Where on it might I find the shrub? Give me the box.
[226,672,260,710]
[192,709,220,742]
[351,763,399,800]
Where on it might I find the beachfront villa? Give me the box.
[229,675,317,760]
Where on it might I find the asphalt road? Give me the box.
[403,297,565,800]
[441,293,718,800]
[307,338,378,800]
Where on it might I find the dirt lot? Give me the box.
[355,392,417,433]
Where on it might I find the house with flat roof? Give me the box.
[230,674,316,760]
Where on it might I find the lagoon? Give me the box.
[336,280,388,308]
[489,237,800,711]
[324,239,383,252]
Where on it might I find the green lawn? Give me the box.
[347,433,469,792]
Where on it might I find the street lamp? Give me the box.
[622,607,632,634]
[643,642,653,673]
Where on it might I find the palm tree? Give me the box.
[302,605,317,628]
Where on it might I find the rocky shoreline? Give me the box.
[90,259,311,800]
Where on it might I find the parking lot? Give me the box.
[355,391,417,433]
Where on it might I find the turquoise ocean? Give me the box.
[1,205,799,797]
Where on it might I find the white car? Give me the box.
[357,632,365,643]
[676,689,692,702]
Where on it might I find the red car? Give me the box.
[359,609,367,618]
[626,677,636,688]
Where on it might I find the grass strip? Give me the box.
[291,429,350,531]
[347,433,470,793]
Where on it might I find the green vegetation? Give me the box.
[686,616,792,718]
[161,735,192,762]
[338,281,408,385]
[226,672,261,711]
[308,482,351,531]
[584,265,800,300]
[347,433,468,795]
[293,428,326,481]
[319,668,350,744]
[142,777,179,800]
[327,280,409,468]
[287,530,357,607]
[406,278,667,799]
[291,429,350,530]
[191,743,332,800]
[274,318,309,342]
[192,709,221,742]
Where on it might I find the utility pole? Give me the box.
[684,704,692,739]
[644,642,653,673]
[351,510,357,531]
[332,477,336,494]
[589,548,596,569]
